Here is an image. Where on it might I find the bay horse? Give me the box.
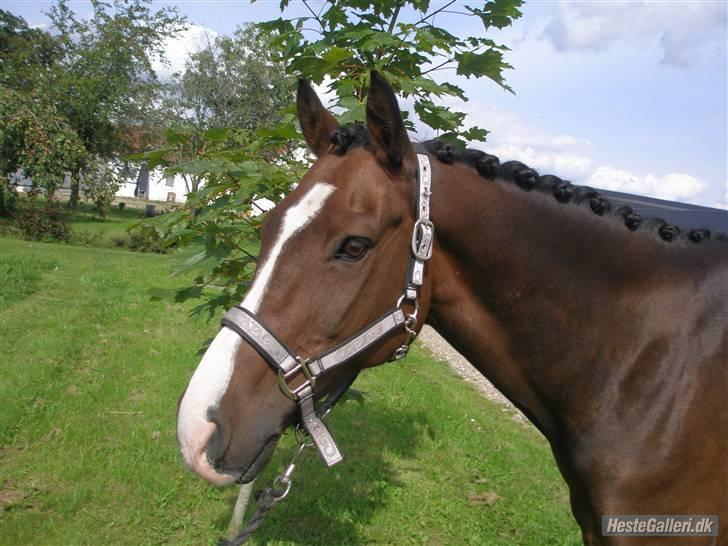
[177,71,728,544]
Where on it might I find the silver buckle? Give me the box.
[411,218,434,261]
[276,357,315,401]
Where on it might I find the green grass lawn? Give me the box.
[64,202,148,246]
[0,236,580,545]
[0,197,166,249]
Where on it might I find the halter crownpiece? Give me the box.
[220,151,434,467]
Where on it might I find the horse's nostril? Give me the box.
[204,408,230,469]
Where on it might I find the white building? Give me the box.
[10,163,192,204]
[115,163,191,204]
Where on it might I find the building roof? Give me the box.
[599,189,728,233]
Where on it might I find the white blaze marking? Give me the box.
[243,182,336,312]
[177,327,241,484]
[176,182,335,484]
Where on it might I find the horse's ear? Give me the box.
[297,79,340,157]
[366,70,415,171]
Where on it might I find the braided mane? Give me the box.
[328,125,724,244]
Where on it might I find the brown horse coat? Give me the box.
[177,72,728,544]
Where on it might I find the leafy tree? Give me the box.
[46,0,185,157]
[83,160,122,219]
[0,2,186,213]
[0,11,76,214]
[161,24,295,194]
[145,1,523,319]
[0,87,87,213]
[172,24,294,131]
[259,0,524,144]
[0,10,61,91]
[138,119,306,318]
[46,0,186,207]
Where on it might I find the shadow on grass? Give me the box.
[220,402,432,545]
[70,210,141,224]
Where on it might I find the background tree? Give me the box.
[145,1,523,319]
[47,0,186,207]
[173,24,293,131]
[0,10,61,91]
[161,24,295,194]
[0,2,186,213]
[0,88,87,202]
[0,10,76,214]
[133,24,298,317]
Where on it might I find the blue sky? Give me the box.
[5,1,727,208]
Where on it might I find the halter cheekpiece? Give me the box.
[220,151,434,467]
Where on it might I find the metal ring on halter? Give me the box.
[271,475,292,501]
[397,294,419,319]
[276,371,300,401]
[404,314,418,336]
[276,357,315,401]
[295,356,314,382]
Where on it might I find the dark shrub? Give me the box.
[112,228,166,253]
[16,200,71,242]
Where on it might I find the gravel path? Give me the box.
[417,326,528,425]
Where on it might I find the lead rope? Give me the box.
[218,434,311,546]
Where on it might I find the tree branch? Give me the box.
[226,238,258,263]
[386,3,403,34]
[302,0,326,31]
[420,57,454,76]
[442,11,472,17]
[417,0,457,25]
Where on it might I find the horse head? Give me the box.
[176,72,432,485]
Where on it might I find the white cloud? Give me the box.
[313,77,339,110]
[413,97,723,207]
[424,100,594,181]
[152,24,218,81]
[541,1,726,67]
[487,143,593,180]
[587,166,706,202]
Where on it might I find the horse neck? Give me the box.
[425,161,716,439]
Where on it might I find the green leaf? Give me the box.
[321,5,347,30]
[288,55,330,82]
[323,47,353,65]
[454,49,512,91]
[359,31,398,52]
[164,128,189,145]
[414,100,465,132]
[438,132,467,149]
[124,148,174,169]
[335,95,366,125]
[203,128,231,141]
[462,126,489,142]
[466,1,524,30]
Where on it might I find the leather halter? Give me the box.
[221,150,434,467]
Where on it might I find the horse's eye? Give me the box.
[335,237,372,262]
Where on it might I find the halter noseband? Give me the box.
[220,151,434,467]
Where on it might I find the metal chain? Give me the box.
[392,295,420,360]
[218,439,310,546]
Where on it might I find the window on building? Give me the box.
[165,176,174,187]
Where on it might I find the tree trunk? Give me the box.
[0,178,9,217]
[68,170,81,209]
